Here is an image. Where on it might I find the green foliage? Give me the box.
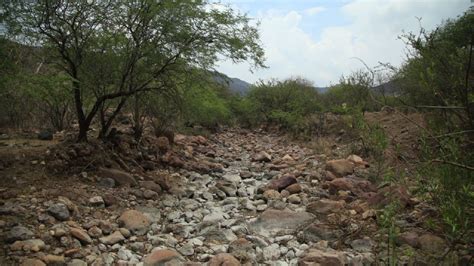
[2,0,265,141]
[182,83,231,129]
[396,12,474,129]
[322,70,379,113]
[418,135,473,244]
[235,77,321,136]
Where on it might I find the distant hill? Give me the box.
[212,72,251,95]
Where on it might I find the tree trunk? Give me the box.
[73,79,89,142]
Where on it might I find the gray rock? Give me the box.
[89,196,105,208]
[250,209,315,237]
[99,177,116,188]
[5,225,34,243]
[47,203,70,221]
[178,243,194,256]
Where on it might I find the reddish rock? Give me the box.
[325,159,354,177]
[368,185,414,208]
[102,194,119,207]
[298,248,347,266]
[263,189,281,201]
[324,171,337,181]
[208,253,240,266]
[267,175,297,192]
[286,183,302,194]
[328,177,376,196]
[143,249,183,266]
[98,167,137,187]
[70,227,92,244]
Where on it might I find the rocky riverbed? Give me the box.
[0,128,452,265]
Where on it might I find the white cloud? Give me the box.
[304,6,326,16]
[217,0,471,86]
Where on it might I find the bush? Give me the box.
[236,77,322,136]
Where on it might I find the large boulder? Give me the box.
[99,167,137,187]
[118,210,151,236]
[250,209,314,237]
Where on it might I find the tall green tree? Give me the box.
[2,0,265,141]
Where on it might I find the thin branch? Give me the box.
[431,159,474,171]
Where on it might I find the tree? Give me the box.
[2,0,265,141]
[396,13,474,130]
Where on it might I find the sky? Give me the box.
[215,0,472,87]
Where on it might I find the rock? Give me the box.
[328,177,376,196]
[263,243,281,261]
[253,151,272,162]
[42,255,65,264]
[20,259,46,266]
[38,130,53,140]
[286,183,302,194]
[346,154,368,167]
[143,189,159,199]
[88,226,103,238]
[368,185,414,208]
[325,159,354,177]
[118,210,151,236]
[223,173,241,184]
[299,248,347,266]
[250,209,314,237]
[157,136,170,153]
[287,194,301,204]
[301,223,343,243]
[47,203,70,221]
[282,154,294,161]
[67,259,88,266]
[102,194,118,206]
[98,177,116,188]
[203,208,226,223]
[208,253,240,266]
[70,227,92,244]
[350,238,375,252]
[140,181,162,193]
[143,249,184,266]
[240,171,253,179]
[357,208,373,218]
[89,196,105,208]
[99,231,125,245]
[263,189,281,201]
[10,239,45,252]
[98,167,137,187]
[418,234,446,253]
[5,225,34,243]
[178,243,194,256]
[397,231,419,248]
[306,199,345,214]
[267,175,297,192]
[229,238,254,263]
